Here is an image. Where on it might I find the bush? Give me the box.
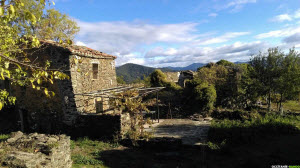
[72,155,103,165]
[208,114,300,145]
[194,83,217,112]
[0,134,9,142]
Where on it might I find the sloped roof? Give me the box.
[41,40,117,59]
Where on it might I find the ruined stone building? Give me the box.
[6,41,125,137]
[0,41,164,138]
[178,70,196,87]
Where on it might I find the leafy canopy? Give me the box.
[0,0,73,110]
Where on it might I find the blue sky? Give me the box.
[53,0,300,67]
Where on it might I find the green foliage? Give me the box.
[116,76,126,84]
[71,137,119,167]
[197,64,228,85]
[113,90,152,143]
[149,69,181,91]
[150,69,168,87]
[72,155,103,165]
[208,114,300,144]
[17,0,80,42]
[0,0,71,110]
[194,82,217,112]
[116,63,173,83]
[75,137,119,149]
[282,100,300,112]
[250,48,300,112]
[0,89,15,110]
[0,134,10,141]
[216,59,234,66]
[37,8,79,42]
[142,75,151,87]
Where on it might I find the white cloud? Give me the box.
[255,26,300,39]
[208,13,218,17]
[295,9,300,18]
[75,41,87,46]
[222,0,257,12]
[76,20,199,56]
[271,14,292,22]
[75,20,251,66]
[145,41,269,67]
[271,8,300,22]
[196,32,250,45]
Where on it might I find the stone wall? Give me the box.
[164,72,180,83]
[1,131,72,168]
[70,55,117,115]
[71,113,131,139]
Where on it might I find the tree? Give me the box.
[249,48,284,111]
[149,69,181,91]
[275,48,300,113]
[0,0,69,110]
[150,69,168,87]
[36,8,79,42]
[216,59,234,67]
[194,82,216,112]
[17,0,80,42]
[117,76,126,84]
[113,90,152,143]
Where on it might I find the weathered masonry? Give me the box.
[12,41,119,134]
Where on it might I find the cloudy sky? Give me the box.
[54,0,300,67]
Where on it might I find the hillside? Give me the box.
[116,62,247,83]
[165,63,206,71]
[116,63,172,83]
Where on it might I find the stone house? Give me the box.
[178,70,196,87]
[10,41,124,136]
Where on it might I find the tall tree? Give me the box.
[250,48,284,111]
[14,0,79,42]
[0,0,69,110]
[275,48,300,113]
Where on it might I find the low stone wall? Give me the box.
[71,113,131,139]
[1,131,72,168]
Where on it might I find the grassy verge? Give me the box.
[283,100,300,112]
[0,134,9,142]
[71,137,120,168]
[207,114,300,168]
[261,100,300,113]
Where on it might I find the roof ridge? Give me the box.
[40,40,117,59]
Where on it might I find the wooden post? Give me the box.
[156,91,159,123]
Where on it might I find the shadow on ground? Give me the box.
[206,120,300,168]
[95,121,300,168]
[98,145,204,168]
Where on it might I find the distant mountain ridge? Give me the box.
[165,63,206,71]
[116,61,247,83]
[116,63,173,83]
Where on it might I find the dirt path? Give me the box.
[146,119,210,146]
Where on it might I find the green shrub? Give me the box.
[194,83,217,112]
[0,134,9,142]
[72,155,103,165]
[208,114,300,145]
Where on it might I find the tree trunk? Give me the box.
[268,90,271,112]
[279,93,283,115]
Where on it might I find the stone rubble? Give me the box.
[1,131,72,168]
